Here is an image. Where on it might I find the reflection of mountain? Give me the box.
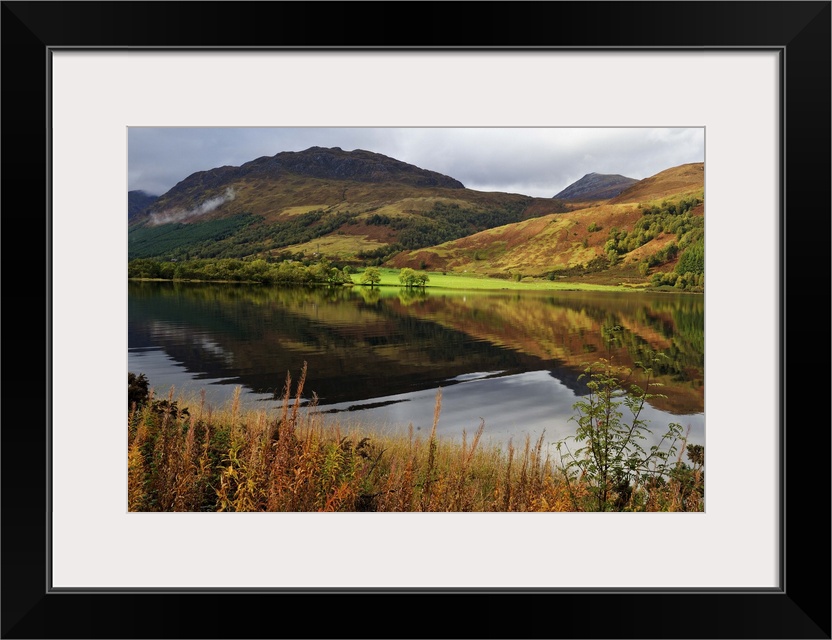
[129,282,545,404]
[128,282,703,413]
[388,290,704,413]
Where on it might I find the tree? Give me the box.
[675,239,704,276]
[398,267,417,288]
[360,267,381,288]
[326,267,346,286]
[555,355,684,511]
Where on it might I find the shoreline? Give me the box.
[128,273,703,294]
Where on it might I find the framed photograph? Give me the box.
[123,124,708,517]
[3,1,829,638]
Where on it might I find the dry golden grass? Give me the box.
[127,365,703,512]
[285,232,389,259]
[608,163,704,205]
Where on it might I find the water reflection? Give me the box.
[316,369,704,452]
[129,281,704,448]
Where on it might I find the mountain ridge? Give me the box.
[146,146,465,219]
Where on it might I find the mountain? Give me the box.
[128,147,568,261]
[128,190,158,220]
[128,147,704,289]
[554,172,638,201]
[607,162,703,204]
[149,147,465,216]
[390,162,704,285]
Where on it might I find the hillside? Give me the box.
[608,162,704,204]
[145,146,465,218]
[389,162,704,287]
[553,172,638,201]
[128,148,704,290]
[128,147,569,261]
[128,190,158,220]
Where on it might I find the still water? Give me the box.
[128,281,704,451]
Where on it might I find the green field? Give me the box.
[350,268,636,292]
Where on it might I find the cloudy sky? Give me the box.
[128,127,704,199]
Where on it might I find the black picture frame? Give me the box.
[2,2,829,638]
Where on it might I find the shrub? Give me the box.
[128,372,151,412]
[555,355,688,511]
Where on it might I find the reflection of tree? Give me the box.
[616,303,704,381]
[600,322,624,349]
[129,281,704,413]
[389,290,704,413]
[672,306,705,355]
[397,288,428,306]
[358,287,381,305]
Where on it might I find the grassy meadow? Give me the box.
[350,268,637,292]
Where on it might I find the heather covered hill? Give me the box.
[389,163,704,288]
[128,146,568,261]
[608,162,704,204]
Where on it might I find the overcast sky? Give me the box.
[128,127,704,199]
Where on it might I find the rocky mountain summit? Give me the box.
[158,146,464,201]
[553,172,638,201]
[249,147,465,188]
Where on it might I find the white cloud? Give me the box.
[129,127,704,199]
[148,187,236,226]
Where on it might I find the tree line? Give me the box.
[599,196,704,291]
[129,258,434,291]
[128,257,353,286]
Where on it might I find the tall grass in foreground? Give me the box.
[127,364,703,512]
